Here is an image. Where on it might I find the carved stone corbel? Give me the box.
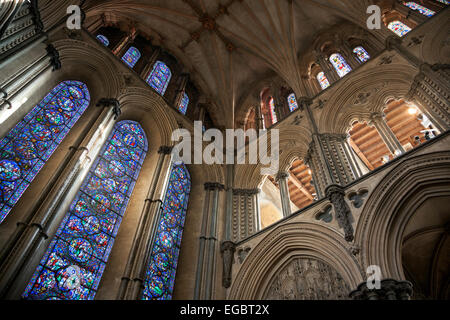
[326,184,354,242]
[96,98,121,119]
[220,241,236,288]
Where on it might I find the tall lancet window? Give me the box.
[23,121,148,300]
[142,163,191,300]
[179,93,189,115]
[146,61,172,96]
[269,98,278,125]
[317,72,330,90]
[96,35,109,47]
[121,46,141,68]
[287,94,299,112]
[403,2,436,16]
[0,81,90,223]
[387,21,412,37]
[353,46,371,63]
[329,53,352,78]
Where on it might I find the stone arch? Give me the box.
[355,150,450,281]
[229,222,363,299]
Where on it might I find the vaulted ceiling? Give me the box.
[84,0,380,128]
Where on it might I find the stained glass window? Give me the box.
[0,81,90,223]
[353,46,371,63]
[179,93,189,115]
[403,2,436,16]
[121,46,141,68]
[317,71,330,90]
[329,53,352,78]
[287,94,298,112]
[96,35,109,47]
[436,0,449,4]
[387,21,412,37]
[23,121,148,300]
[269,98,278,125]
[146,61,172,96]
[142,163,191,300]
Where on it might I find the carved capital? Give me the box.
[204,182,225,191]
[275,171,290,181]
[158,146,173,155]
[46,44,61,71]
[96,98,121,119]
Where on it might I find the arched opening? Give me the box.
[287,158,317,211]
[259,176,283,229]
[22,121,148,300]
[145,61,172,96]
[0,81,91,223]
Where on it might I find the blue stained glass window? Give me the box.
[96,35,109,47]
[23,121,148,300]
[403,2,435,16]
[142,163,191,300]
[121,47,141,68]
[330,53,352,78]
[146,61,172,95]
[179,93,189,115]
[287,94,298,112]
[388,21,412,37]
[436,0,449,4]
[353,46,371,63]
[0,81,90,223]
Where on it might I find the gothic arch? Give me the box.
[355,150,450,280]
[318,64,417,134]
[228,222,363,299]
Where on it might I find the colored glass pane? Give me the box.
[146,61,172,95]
[387,21,412,37]
[121,47,141,68]
[179,93,189,115]
[404,2,435,16]
[142,163,191,300]
[23,121,148,300]
[0,81,90,223]
[96,35,109,47]
[317,72,330,90]
[353,46,371,63]
[329,53,352,78]
[269,98,278,125]
[436,0,449,4]
[287,94,299,112]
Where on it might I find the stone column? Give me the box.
[112,29,137,57]
[314,51,339,84]
[118,146,173,300]
[0,100,119,299]
[194,182,224,300]
[140,47,161,79]
[173,73,189,109]
[276,171,291,218]
[256,103,264,130]
[350,279,414,300]
[369,112,405,156]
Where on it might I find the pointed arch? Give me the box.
[179,93,189,115]
[142,162,191,300]
[22,121,148,300]
[0,81,90,223]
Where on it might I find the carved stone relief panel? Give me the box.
[264,258,350,300]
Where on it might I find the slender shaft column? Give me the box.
[276,171,291,218]
[112,29,137,57]
[256,103,264,130]
[369,112,405,156]
[204,183,224,300]
[173,73,189,109]
[140,47,161,78]
[0,100,119,299]
[341,40,360,69]
[315,52,339,83]
[121,146,174,300]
